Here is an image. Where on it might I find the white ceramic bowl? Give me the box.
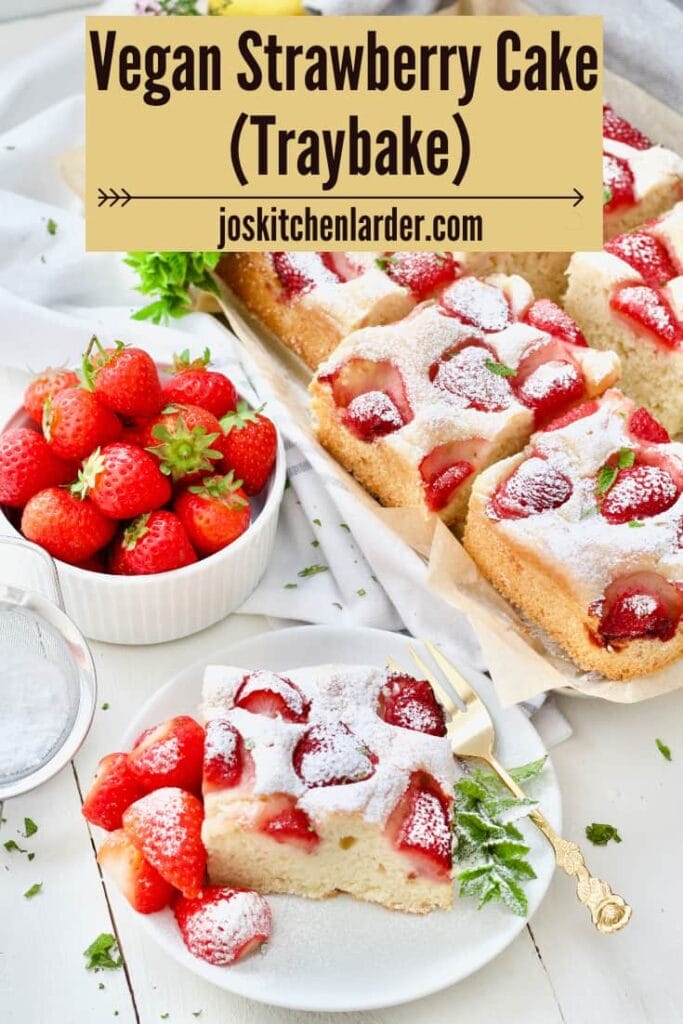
[0,404,286,645]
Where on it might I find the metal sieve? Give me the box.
[0,535,97,813]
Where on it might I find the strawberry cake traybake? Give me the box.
[471,105,683,303]
[216,251,471,369]
[464,390,683,681]
[564,202,683,437]
[309,274,620,529]
[200,662,456,914]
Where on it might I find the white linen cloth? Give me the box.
[0,5,574,746]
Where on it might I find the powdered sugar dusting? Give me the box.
[180,890,271,966]
[622,593,659,619]
[128,788,190,858]
[401,789,451,860]
[518,361,579,402]
[440,277,511,332]
[346,390,403,428]
[237,671,306,718]
[294,723,375,788]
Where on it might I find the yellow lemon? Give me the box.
[210,0,306,14]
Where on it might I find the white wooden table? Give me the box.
[1,10,683,1023]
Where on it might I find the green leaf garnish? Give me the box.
[124,252,221,324]
[596,465,618,496]
[628,520,644,528]
[339,523,350,532]
[357,588,366,597]
[284,583,298,589]
[102,703,110,710]
[84,933,122,972]
[23,882,42,899]
[297,564,329,578]
[617,448,635,469]
[585,822,621,846]
[4,839,26,854]
[454,757,546,916]
[656,738,672,761]
[603,186,613,206]
[23,818,38,838]
[484,359,517,378]
[46,218,57,236]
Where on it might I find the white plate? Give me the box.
[120,625,561,1013]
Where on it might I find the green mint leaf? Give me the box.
[23,882,42,899]
[508,756,547,783]
[284,583,297,589]
[46,218,57,236]
[312,518,321,527]
[84,933,122,972]
[23,818,38,838]
[618,448,635,469]
[4,839,26,854]
[656,738,672,762]
[339,522,350,532]
[311,539,320,548]
[603,185,613,205]
[124,251,220,324]
[628,520,644,528]
[596,465,618,496]
[297,564,329,578]
[102,702,110,710]
[484,358,517,378]
[585,822,622,846]
[357,588,366,597]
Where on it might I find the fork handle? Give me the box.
[486,755,631,935]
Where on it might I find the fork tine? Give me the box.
[406,644,461,719]
[422,639,477,706]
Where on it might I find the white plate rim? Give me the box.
[117,624,562,1013]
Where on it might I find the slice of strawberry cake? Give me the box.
[309,275,621,528]
[565,202,683,436]
[200,663,456,914]
[464,390,683,681]
[216,251,465,369]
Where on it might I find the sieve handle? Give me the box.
[0,535,65,610]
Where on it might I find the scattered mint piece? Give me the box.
[284,583,297,589]
[192,1013,202,1019]
[4,840,26,854]
[485,358,516,378]
[312,518,321,527]
[84,933,122,972]
[46,218,57,236]
[23,882,42,899]
[603,185,613,205]
[27,852,35,862]
[585,822,621,846]
[160,1015,169,1020]
[454,757,546,916]
[23,818,38,838]
[628,520,644,528]
[284,476,291,490]
[596,465,618,497]
[656,738,672,762]
[102,702,110,710]
[339,522,350,532]
[374,255,393,271]
[298,564,329,578]
[124,252,220,324]
[98,983,105,991]
[311,539,320,548]
[617,448,635,469]
[357,588,366,597]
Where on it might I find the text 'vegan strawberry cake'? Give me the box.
[309,275,620,528]
[464,390,683,681]
[200,663,456,914]
[564,202,683,436]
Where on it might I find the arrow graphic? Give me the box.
[96,187,584,208]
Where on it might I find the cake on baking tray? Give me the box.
[200,662,456,914]
[565,202,683,437]
[464,389,683,681]
[309,274,621,528]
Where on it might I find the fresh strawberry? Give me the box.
[439,276,511,332]
[259,796,319,852]
[128,716,205,794]
[271,252,338,298]
[514,356,584,425]
[599,464,679,524]
[603,153,636,212]
[522,299,587,347]
[110,511,198,576]
[381,252,458,299]
[324,357,413,419]
[43,388,121,463]
[610,284,683,349]
[603,104,652,151]
[203,719,248,793]
[386,772,452,880]
[605,231,678,287]
[82,338,162,419]
[542,400,598,432]
[0,427,74,508]
[24,368,79,425]
[419,438,486,513]
[174,886,272,966]
[98,829,173,914]
[144,404,223,483]
[378,673,446,736]
[174,473,250,556]
[219,402,277,495]
[343,390,404,441]
[628,407,670,444]
[162,349,238,419]
[320,252,365,281]
[423,461,473,512]
[22,487,116,564]
[491,456,573,520]
[73,443,171,519]
[121,417,153,447]
[123,787,206,898]
[234,671,310,723]
[293,723,376,788]
[432,344,513,412]
[82,753,147,831]
[598,573,683,643]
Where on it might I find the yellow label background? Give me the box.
[85,15,603,252]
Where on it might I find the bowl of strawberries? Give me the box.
[0,339,286,644]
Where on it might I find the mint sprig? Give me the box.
[484,358,517,378]
[585,822,621,846]
[454,757,546,916]
[124,252,220,324]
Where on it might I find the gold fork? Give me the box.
[390,640,632,935]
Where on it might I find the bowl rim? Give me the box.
[0,395,287,585]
